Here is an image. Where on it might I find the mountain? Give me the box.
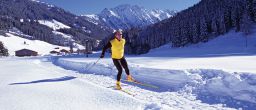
[0,0,112,48]
[99,0,256,54]
[82,4,176,30]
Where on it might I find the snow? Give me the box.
[109,10,119,18]
[0,58,144,110]
[82,14,100,21]
[52,31,72,39]
[81,15,99,25]
[38,19,71,30]
[1,28,256,110]
[47,4,54,8]
[30,0,40,3]
[20,19,24,23]
[0,33,71,55]
[51,31,85,49]
[166,13,172,18]
[30,0,54,8]
[52,56,256,110]
[9,27,33,38]
[127,56,256,73]
[47,29,256,110]
[0,56,237,110]
[102,18,106,22]
[82,28,92,34]
[136,29,256,73]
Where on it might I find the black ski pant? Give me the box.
[112,57,130,81]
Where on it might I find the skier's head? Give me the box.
[114,29,122,40]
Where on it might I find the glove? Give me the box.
[100,54,104,58]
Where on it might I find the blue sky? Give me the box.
[40,0,200,15]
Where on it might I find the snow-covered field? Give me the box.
[0,29,256,110]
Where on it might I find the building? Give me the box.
[60,49,69,55]
[50,50,60,54]
[15,49,38,57]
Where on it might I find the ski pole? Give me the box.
[84,58,101,72]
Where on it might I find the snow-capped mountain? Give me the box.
[82,4,176,29]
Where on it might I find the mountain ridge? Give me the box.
[82,4,176,30]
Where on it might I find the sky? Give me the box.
[39,0,200,15]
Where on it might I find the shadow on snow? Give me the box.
[9,76,76,85]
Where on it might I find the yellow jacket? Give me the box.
[110,38,125,59]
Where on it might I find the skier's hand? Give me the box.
[100,54,104,58]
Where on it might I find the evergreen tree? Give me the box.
[241,8,253,48]
[199,17,208,42]
[192,23,199,43]
[211,19,218,35]
[241,5,253,35]
[0,41,9,56]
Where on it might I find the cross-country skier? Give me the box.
[100,29,134,90]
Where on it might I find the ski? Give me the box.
[119,89,135,97]
[107,86,136,96]
[122,79,159,89]
[107,84,128,88]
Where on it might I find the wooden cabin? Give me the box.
[15,49,38,57]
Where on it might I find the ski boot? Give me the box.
[116,81,122,90]
[127,75,134,82]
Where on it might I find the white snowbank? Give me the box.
[127,56,256,73]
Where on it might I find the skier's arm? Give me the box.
[100,42,111,58]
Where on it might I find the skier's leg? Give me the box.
[112,59,123,81]
[120,57,131,76]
